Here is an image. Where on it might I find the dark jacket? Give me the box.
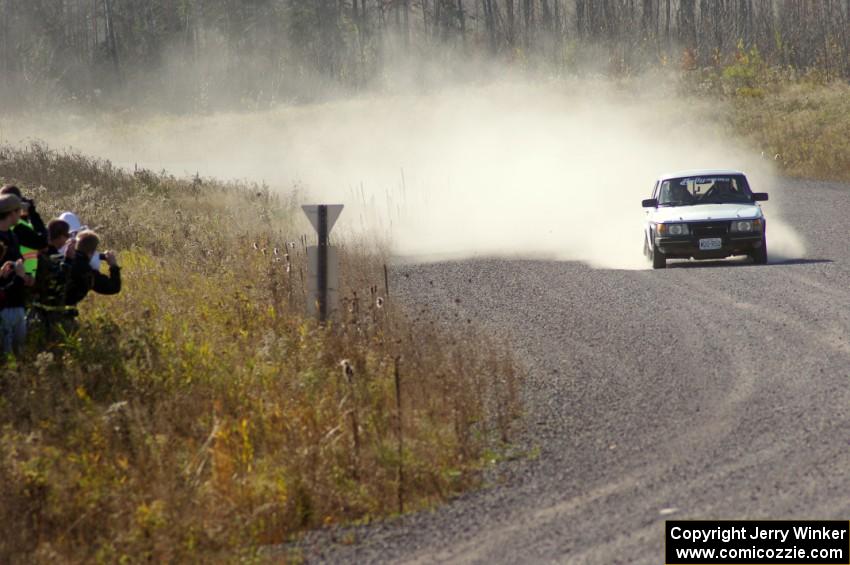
[0,229,26,308]
[64,251,121,307]
[13,208,48,250]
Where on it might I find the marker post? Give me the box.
[302,204,343,322]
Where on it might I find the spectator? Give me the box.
[44,219,71,255]
[0,185,48,278]
[57,211,102,270]
[64,230,121,310]
[29,220,73,343]
[0,194,33,356]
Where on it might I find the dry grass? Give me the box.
[685,46,850,182]
[724,81,850,181]
[0,143,522,563]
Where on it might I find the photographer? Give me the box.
[0,185,48,278]
[63,230,121,311]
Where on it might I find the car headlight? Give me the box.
[730,219,762,232]
[657,223,689,236]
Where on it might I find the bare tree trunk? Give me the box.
[554,0,562,36]
[823,0,832,80]
[654,0,659,43]
[0,0,7,73]
[354,0,367,67]
[601,0,613,40]
[715,0,723,63]
[483,0,497,51]
[506,0,515,44]
[184,0,194,59]
[678,0,696,48]
[576,0,585,38]
[92,0,98,62]
[421,0,428,31]
[641,0,654,37]
[403,0,410,47]
[540,0,553,33]
[843,0,850,76]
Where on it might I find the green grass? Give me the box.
[0,143,522,563]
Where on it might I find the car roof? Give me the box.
[657,169,746,181]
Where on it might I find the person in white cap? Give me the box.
[57,211,88,237]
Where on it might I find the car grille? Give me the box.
[691,221,729,237]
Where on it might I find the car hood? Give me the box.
[651,203,763,223]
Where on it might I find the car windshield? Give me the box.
[657,175,753,206]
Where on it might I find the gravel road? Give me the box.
[296,177,850,564]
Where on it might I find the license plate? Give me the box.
[699,238,722,250]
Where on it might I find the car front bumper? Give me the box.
[655,233,764,259]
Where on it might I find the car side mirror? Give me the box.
[752,192,769,202]
[642,198,658,208]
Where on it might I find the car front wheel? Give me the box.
[647,238,666,269]
[751,238,768,264]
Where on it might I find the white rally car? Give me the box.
[642,170,768,269]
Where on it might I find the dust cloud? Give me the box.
[1,76,806,268]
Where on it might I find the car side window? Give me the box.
[730,178,749,195]
[658,181,670,203]
[652,181,659,199]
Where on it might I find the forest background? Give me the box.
[4,1,850,181]
[2,0,849,109]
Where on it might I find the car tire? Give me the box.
[651,243,666,269]
[751,238,768,265]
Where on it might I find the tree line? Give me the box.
[1,1,848,110]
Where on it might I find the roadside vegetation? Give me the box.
[684,44,850,183]
[723,80,850,183]
[0,143,521,563]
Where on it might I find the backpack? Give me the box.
[33,252,71,311]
